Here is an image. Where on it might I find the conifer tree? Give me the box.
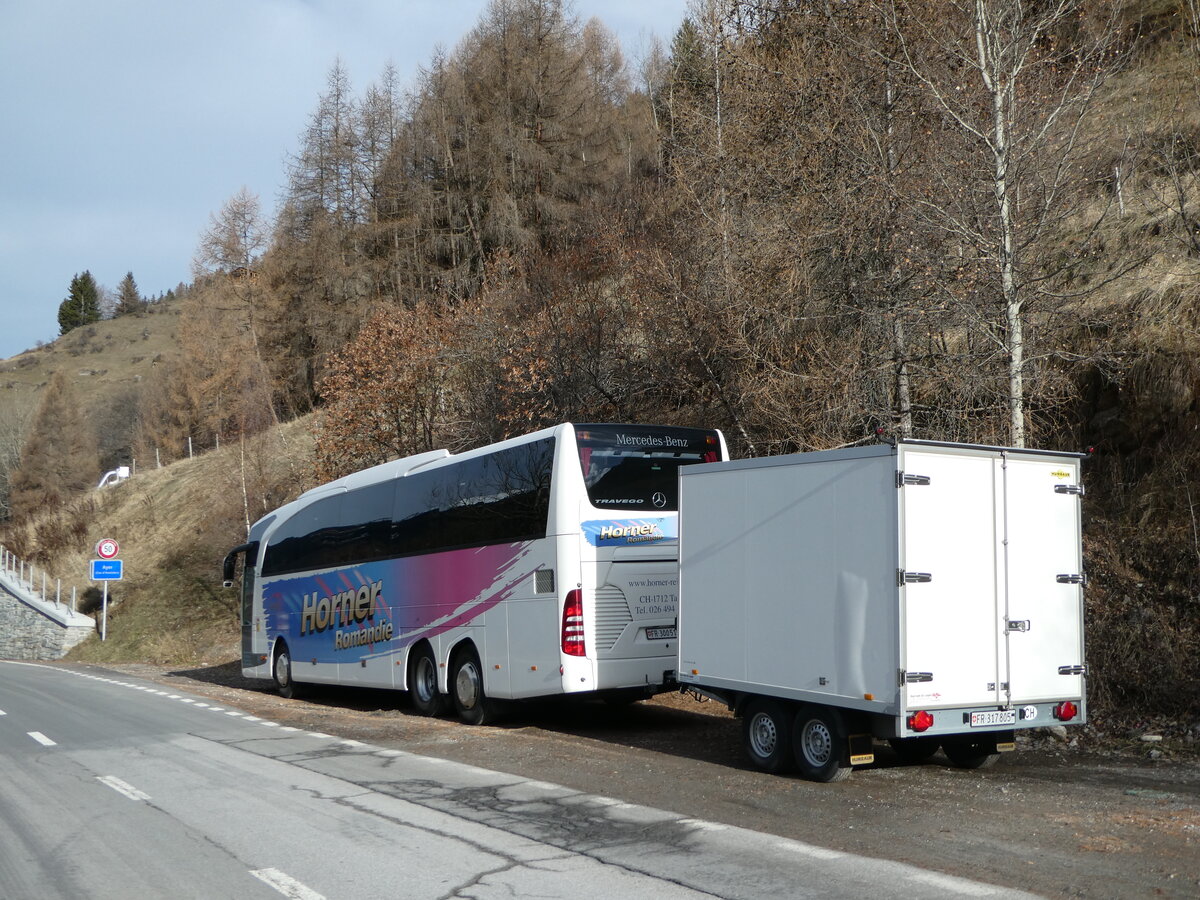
[8,371,99,518]
[57,271,102,334]
[114,271,144,316]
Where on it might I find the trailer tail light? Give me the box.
[561,589,586,656]
[907,710,934,732]
[1052,701,1078,722]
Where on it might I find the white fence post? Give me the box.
[71,586,77,613]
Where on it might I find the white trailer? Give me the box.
[676,440,1087,782]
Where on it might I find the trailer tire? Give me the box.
[793,705,852,783]
[888,736,940,764]
[408,644,446,717]
[942,737,1001,769]
[742,698,795,774]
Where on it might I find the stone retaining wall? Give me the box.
[0,586,95,660]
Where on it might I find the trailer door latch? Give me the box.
[1056,573,1088,586]
[1006,619,1031,633]
[1054,483,1085,496]
[899,570,933,585]
[901,671,934,684]
[898,472,931,487]
[1058,665,1087,676]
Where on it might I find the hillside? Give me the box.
[0,0,1198,732]
[0,297,184,473]
[11,417,315,666]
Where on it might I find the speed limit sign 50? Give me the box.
[96,538,120,560]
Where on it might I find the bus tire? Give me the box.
[272,642,300,700]
[408,644,446,717]
[451,646,496,726]
[742,698,795,774]
[793,705,852,782]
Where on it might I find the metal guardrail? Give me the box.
[0,544,87,621]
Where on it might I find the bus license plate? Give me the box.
[970,710,1016,727]
[645,627,676,640]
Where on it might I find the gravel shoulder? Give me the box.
[63,660,1200,900]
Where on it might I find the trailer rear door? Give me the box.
[900,445,1085,714]
[1002,456,1086,704]
[899,448,1006,710]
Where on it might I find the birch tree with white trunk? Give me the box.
[883,0,1120,446]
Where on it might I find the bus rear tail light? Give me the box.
[907,710,934,732]
[1052,701,1078,721]
[562,589,586,656]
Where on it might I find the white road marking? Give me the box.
[251,867,326,900]
[0,709,6,716]
[97,775,151,802]
[27,732,56,746]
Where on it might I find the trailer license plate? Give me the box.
[970,710,1016,727]
[645,627,676,640]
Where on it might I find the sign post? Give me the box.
[91,542,123,641]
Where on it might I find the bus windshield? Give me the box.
[574,424,721,512]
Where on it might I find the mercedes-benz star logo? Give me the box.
[652,491,667,509]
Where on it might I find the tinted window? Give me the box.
[262,494,343,576]
[575,425,721,512]
[393,438,554,555]
[262,437,555,576]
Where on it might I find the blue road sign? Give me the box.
[91,559,123,580]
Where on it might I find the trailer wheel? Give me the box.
[888,736,941,764]
[742,698,795,774]
[408,644,446,717]
[942,736,1001,769]
[793,705,852,782]
[272,642,301,700]
[451,646,498,726]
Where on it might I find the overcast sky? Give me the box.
[0,0,688,360]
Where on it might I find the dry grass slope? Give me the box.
[6,417,317,666]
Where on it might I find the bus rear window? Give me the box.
[575,425,722,512]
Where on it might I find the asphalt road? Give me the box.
[0,660,1043,900]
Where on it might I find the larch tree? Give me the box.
[114,271,144,316]
[8,371,99,518]
[193,187,269,354]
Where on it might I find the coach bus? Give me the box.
[222,423,726,724]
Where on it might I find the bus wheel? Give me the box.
[273,643,299,700]
[451,647,496,726]
[408,645,445,717]
[793,705,852,782]
[742,698,795,774]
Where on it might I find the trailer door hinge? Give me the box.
[899,570,933,586]
[898,472,931,487]
[1054,483,1085,496]
[1006,619,1031,633]
[900,670,934,684]
[1056,573,1088,586]
[1058,665,1087,676]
